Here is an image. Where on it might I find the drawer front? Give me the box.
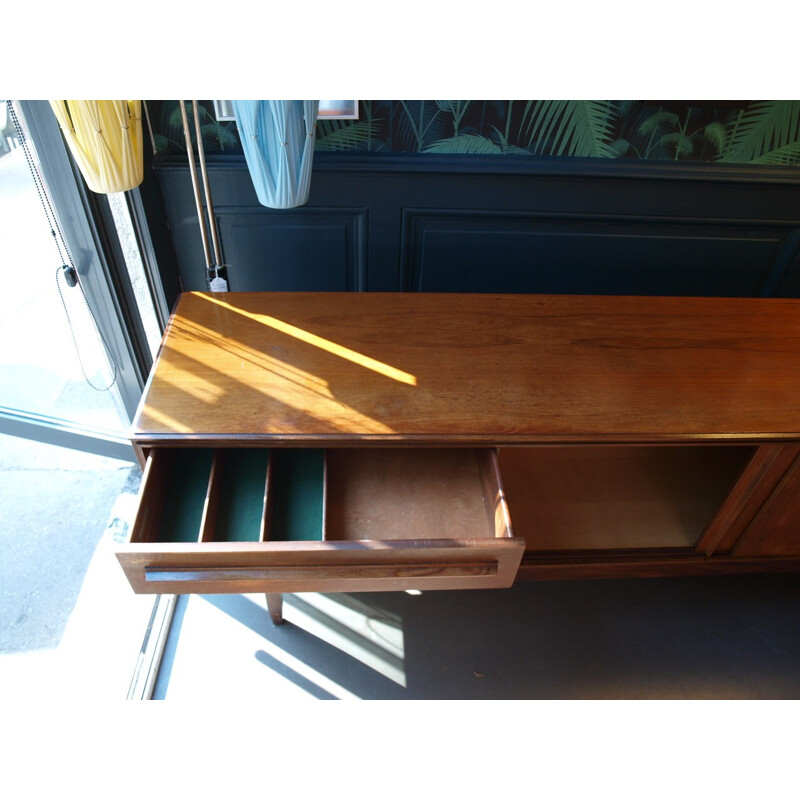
[118,540,521,594]
[116,447,524,594]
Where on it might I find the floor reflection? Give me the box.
[283,593,406,687]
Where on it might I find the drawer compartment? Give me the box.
[117,447,524,594]
[499,445,755,551]
[324,449,503,542]
[149,448,216,544]
[203,449,271,543]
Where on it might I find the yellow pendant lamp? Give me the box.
[49,100,143,193]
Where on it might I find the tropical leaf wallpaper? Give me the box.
[147,100,800,164]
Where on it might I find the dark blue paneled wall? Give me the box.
[151,154,800,300]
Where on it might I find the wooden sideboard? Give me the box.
[116,291,800,622]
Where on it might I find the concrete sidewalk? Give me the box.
[0,432,153,698]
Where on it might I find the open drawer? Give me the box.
[116,447,525,594]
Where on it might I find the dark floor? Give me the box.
[153,572,800,700]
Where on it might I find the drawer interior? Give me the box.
[140,448,215,544]
[131,447,508,546]
[325,448,507,541]
[268,449,325,542]
[203,449,271,543]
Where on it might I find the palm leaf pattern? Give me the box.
[316,119,382,151]
[520,101,619,158]
[148,100,800,166]
[424,134,502,154]
[719,101,800,164]
[638,110,680,137]
[200,122,238,151]
[397,101,447,151]
[703,121,727,156]
[751,140,800,165]
[435,101,472,136]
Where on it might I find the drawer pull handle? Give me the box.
[144,562,498,583]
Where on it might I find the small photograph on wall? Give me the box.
[317,101,359,119]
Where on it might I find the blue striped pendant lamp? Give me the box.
[232,100,319,209]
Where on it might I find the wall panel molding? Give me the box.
[152,157,800,298]
[401,208,800,295]
[215,207,368,292]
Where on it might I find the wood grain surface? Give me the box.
[133,291,800,444]
[116,538,524,594]
[733,451,800,556]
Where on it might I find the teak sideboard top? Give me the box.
[133,291,800,448]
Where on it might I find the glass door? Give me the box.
[0,101,156,459]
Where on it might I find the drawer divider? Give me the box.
[199,451,223,543]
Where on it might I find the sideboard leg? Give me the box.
[266,593,284,625]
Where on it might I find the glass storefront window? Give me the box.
[0,102,128,436]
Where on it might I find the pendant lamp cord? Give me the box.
[7,100,118,392]
[142,100,158,157]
